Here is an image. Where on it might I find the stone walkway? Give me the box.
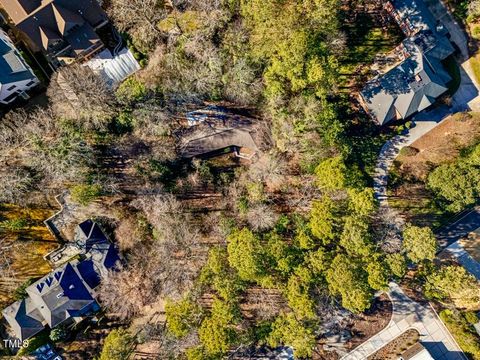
[341,283,466,360]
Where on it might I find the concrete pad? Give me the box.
[396,319,410,331]
[430,328,448,342]
[425,320,441,334]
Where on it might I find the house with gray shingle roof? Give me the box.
[0,29,39,104]
[0,0,109,68]
[2,220,119,341]
[360,0,456,125]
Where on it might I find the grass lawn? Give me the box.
[387,112,480,228]
[469,51,480,85]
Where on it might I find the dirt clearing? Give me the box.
[395,112,480,181]
[389,112,480,227]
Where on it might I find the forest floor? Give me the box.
[0,204,57,307]
[345,294,393,351]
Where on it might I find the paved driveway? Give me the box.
[341,283,466,360]
[436,207,480,280]
[446,241,480,280]
[435,207,480,248]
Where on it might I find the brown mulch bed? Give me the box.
[367,329,420,360]
[345,294,393,350]
[317,294,393,359]
[395,112,480,181]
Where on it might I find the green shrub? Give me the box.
[440,309,480,358]
[0,218,28,231]
[474,26,480,40]
[237,196,249,214]
[14,277,39,300]
[116,77,148,103]
[396,125,406,134]
[464,311,479,325]
[399,146,419,157]
[112,111,135,134]
[49,326,68,342]
[99,328,134,360]
[70,184,102,206]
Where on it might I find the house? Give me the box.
[360,0,456,125]
[180,127,259,160]
[179,106,260,160]
[0,29,39,104]
[2,220,119,341]
[0,0,109,68]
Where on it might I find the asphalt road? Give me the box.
[435,207,480,248]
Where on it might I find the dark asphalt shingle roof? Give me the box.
[1,298,45,341]
[26,262,96,328]
[0,31,37,87]
[6,0,107,58]
[361,0,455,124]
[3,220,120,341]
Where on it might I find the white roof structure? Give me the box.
[84,47,140,88]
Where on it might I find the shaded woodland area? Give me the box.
[0,0,479,359]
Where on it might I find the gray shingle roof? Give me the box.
[0,30,37,87]
[5,0,108,60]
[361,0,455,124]
[25,262,96,328]
[2,220,119,341]
[1,298,45,341]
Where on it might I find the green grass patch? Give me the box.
[470,53,480,86]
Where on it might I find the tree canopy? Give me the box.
[402,225,437,263]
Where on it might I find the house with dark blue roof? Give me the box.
[0,29,39,104]
[359,0,457,125]
[2,220,119,341]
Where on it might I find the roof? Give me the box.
[0,30,37,87]
[25,262,96,328]
[0,0,106,25]
[2,220,119,341]
[2,298,45,341]
[361,0,455,124]
[390,0,440,35]
[84,48,141,87]
[180,128,258,158]
[75,219,121,276]
[400,343,435,360]
[0,0,107,60]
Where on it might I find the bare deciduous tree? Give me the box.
[131,195,207,298]
[107,0,167,51]
[246,204,278,232]
[47,65,116,129]
[0,166,35,204]
[98,258,157,320]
